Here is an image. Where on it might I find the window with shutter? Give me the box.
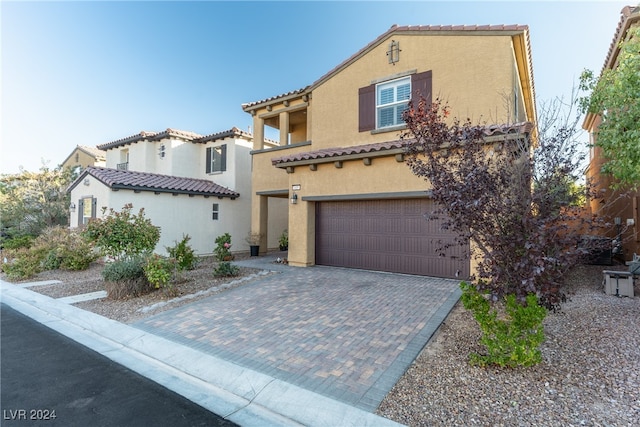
[358,70,432,132]
[78,197,96,226]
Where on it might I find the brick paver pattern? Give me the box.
[134,264,460,411]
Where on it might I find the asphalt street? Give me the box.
[0,303,237,427]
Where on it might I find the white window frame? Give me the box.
[212,203,219,220]
[376,76,411,129]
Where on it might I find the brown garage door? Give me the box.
[315,199,469,279]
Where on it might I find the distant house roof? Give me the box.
[271,122,533,167]
[97,127,253,151]
[242,24,534,111]
[61,145,106,166]
[68,166,239,198]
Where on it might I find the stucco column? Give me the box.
[288,199,315,267]
[251,193,269,254]
[279,111,289,145]
[252,115,265,150]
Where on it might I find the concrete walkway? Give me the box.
[1,255,462,426]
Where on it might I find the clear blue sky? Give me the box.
[1,0,631,174]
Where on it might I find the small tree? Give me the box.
[404,97,599,306]
[0,164,73,242]
[83,204,160,260]
[579,26,640,189]
[402,97,605,366]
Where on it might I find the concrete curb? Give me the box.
[1,280,404,427]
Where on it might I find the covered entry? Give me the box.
[315,199,469,279]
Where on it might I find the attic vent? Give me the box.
[387,40,400,65]
[159,144,166,159]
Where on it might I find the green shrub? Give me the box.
[1,246,47,280]
[213,261,239,277]
[83,204,160,260]
[102,256,151,300]
[460,281,547,368]
[59,235,99,271]
[144,254,176,296]
[214,233,233,262]
[37,227,98,272]
[102,256,146,282]
[166,234,197,270]
[1,235,35,250]
[0,226,97,279]
[42,250,63,271]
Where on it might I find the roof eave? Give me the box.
[110,184,239,198]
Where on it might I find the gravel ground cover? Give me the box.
[377,264,640,426]
[3,257,639,426]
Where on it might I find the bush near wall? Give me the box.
[1,226,98,280]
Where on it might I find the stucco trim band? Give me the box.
[302,191,433,202]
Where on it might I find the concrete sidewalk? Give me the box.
[1,278,404,427]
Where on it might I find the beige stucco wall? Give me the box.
[310,34,518,150]
[248,30,533,269]
[62,149,105,170]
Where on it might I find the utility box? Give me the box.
[603,270,635,297]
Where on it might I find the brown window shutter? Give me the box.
[206,147,211,174]
[358,84,375,132]
[411,70,432,104]
[77,199,83,226]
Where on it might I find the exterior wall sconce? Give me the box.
[290,193,298,205]
[69,202,76,212]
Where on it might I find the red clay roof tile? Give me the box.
[69,166,239,198]
[271,122,533,166]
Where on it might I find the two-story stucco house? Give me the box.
[68,127,287,255]
[584,5,640,260]
[243,24,536,279]
[61,145,106,172]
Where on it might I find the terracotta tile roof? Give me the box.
[97,129,202,150]
[271,122,533,166]
[68,166,239,198]
[600,5,640,73]
[242,24,533,111]
[241,88,310,110]
[97,127,254,150]
[195,127,252,143]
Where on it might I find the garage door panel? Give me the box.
[316,199,469,278]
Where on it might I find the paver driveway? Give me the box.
[134,260,461,411]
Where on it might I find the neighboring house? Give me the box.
[61,145,106,173]
[243,24,536,279]
[68,127,287,255]
[583,5,640,260]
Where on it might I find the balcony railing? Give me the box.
[116,162,129,171]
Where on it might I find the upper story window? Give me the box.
[376,77,410,128]
[117,149,129,171]
[359,70,432,133]
[206,144,227,174]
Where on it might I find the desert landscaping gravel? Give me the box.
[3,258,639,426]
